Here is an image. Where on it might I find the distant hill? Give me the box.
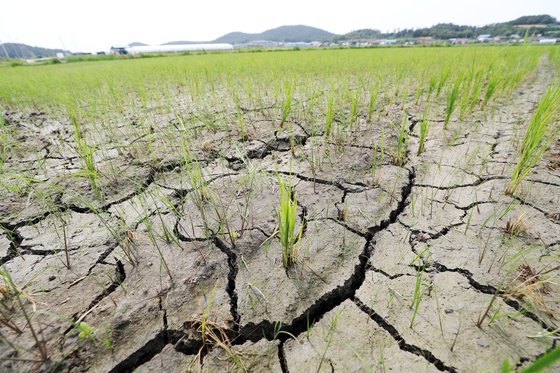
[390,16,559,40]
[508,14,557,25]
[336,29,382,41]
[0,43,68,59]
[128,42,148,47]
[214,25,336,44]
[161,41,205,45]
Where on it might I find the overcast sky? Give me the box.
[2,0,559,53]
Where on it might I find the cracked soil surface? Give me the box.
[0,58,559,373]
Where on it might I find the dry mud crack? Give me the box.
[1,60,559,373]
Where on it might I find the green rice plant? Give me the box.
[142,214,173,281]
[0,267,49,362]
[367,82,379,122]
[370,141,378,180]
[409,263,426,329]
[506,86,560,195]
[476,293,498,328]
[0,113,8,166]
[417,107,430,155]
[349,89,360,128]
[74,321,112,349]
[392,115,408,166]
[280,81,293,127]
[467,73,483,113]
[483,75,499,108]
[71,114,101,199]
[233,94,248,141]
[444,79,461,129]
[436,67,450,97]
[409,246,429,329]
[501,344,560,373]
[316,308,343,373]
[324,93,335,139]
[276,176,304,268]
[427,76,437,98]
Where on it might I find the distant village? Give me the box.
[106,34,558,58]
[229,35,557,49]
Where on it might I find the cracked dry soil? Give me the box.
[1,62,559,373]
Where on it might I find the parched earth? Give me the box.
[0,62,559,372]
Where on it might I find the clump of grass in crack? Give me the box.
[506,86,560,195]
[189,283,246,371]
[276,176,304,268]
[504,263,559,317]
[503,212,527,236]
[444,79,461,129]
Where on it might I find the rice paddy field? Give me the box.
[0,45,559,372]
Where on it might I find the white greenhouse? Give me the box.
[111,44,233,55]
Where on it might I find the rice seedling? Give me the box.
[444,79,461,129]
[71,114,101,199]
[482,75,499,108]
[476,293,498,328]
[235,103,247,142]
[73,321,113,349]
[501,344,560,373]
[392,115,408,166]
[506,85,560,195]
[349,89,360,128]
[417,107,430,155]
[280,81,293,127]
[0,267,49,362]
[316,307,343,373]
[409,246,429,329]
[324,93,335,139]
[276,176,304,268]
[366,82,379,122]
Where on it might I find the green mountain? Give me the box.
[333,14,559,41]
[508,14,557,25]
[350,14,560,40]
[0,43,68,59]
[214,25,336,44]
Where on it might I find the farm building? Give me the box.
[110,43,233,55]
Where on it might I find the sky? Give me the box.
[1,0,560,53]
